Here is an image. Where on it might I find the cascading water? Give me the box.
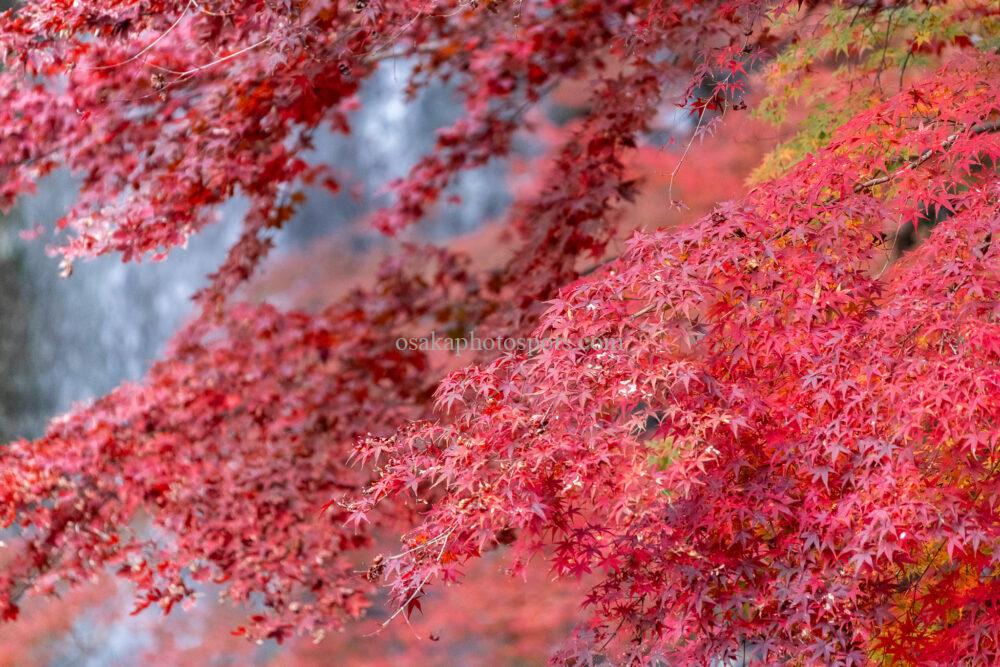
[0,65,508,443]
[0,64,509,665]
[0,175,244,441]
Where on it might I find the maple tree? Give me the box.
[1,0,999,664]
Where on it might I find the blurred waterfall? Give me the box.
[0,60,513,667]
[0,64,509,437]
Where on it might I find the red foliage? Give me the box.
[0,0,998,664]
[359,56,1000,663]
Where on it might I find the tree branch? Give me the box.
[854,119,1000,193]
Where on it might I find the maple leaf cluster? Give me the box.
[361,55,1000,662]
[0,0,999,664]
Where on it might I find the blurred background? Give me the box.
[0,60,782,665]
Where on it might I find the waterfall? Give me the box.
[0,64,509,439]
[0,60,512,666]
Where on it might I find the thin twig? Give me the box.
[853,120,1000,193]
[151,37,271,78]
[192,0,233,17]
[874,6,899,95]
[667,108,705,206]
[384,531,451,561]
[365,11,425,62]
[370,527,455,634]
[897,48,912,92]
[92,4,192,70]
[364,41,449,63]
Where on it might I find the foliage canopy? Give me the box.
[1,0,999,663]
